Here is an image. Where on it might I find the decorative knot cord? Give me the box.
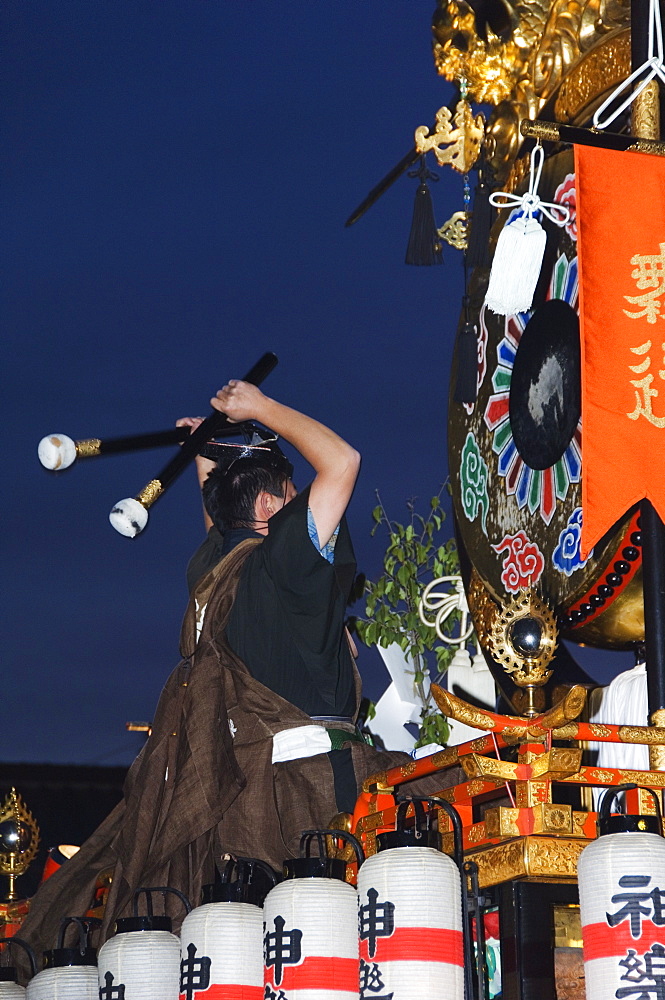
[593,0,665,129]
[485,144,569,316]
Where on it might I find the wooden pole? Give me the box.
[628,0,665,764]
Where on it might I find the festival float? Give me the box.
[4,1,665,998]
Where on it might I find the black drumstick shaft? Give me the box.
[136,352,278,503]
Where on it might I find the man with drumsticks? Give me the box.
[19,379,454,951]
[181,376,375,833]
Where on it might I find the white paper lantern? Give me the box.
[579,786,665,1000]
[263,833,360,1000]
[180,859,274,999]
[0,935,35,998]
[26,916,98,1000]
[97,888,187,1000]
[356,808,464,1000]
[26,965,98,1000]
[0,982,26,999]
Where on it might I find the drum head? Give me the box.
[509,299,580,471]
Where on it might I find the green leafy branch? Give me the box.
[355,490,463,747]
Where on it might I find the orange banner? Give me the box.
[575,143,665,557]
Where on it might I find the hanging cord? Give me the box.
[452,158,480,403]
[489,143,570,228]
[405,154,443,266]
[593,0,665,129]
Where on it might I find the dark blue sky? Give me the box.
[3,1,632,766]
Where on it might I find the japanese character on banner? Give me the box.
[359,888,396,959]
[627,340,665,428]
[264,914,303,986]
[607,875,665,938]
[617,942,665,998]
[180,941,212,1000]
[360,958,394,1000]
[624,244,665,324]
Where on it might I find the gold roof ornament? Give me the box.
[432,0,631,182]
[0,788,40,901]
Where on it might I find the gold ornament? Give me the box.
[555,30,631,125]
[0,788,40,901]
[75,438,102,458]
[438,211,469,250]
[325,813,356,864]
[432,1,631,183]
[650,708,665,772]
[415,101,484,173]
[466,569,498,651]
[632,79,661,141]
[136,479,163,507]
[487,589,557,716]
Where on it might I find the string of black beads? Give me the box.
[558,516,642,630]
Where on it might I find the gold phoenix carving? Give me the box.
[432,0,630,182]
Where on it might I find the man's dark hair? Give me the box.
[202,454,288,530]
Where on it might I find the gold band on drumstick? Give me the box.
[109,352,279,537]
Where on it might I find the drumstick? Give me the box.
[109,352,278,537]
[37,424,253,471]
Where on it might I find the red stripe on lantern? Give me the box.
[582,919,665,961]
[266,956,359,992]
[360,926,464,966]
[180,987,263,1000]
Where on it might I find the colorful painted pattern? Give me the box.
[552,507,589,576]
[460,431,489,532]
[492,530,545,593]
[554,173,577,242]
[483,253,581,527]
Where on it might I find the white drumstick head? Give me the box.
[38,434,77,470]
[109,498,149,537]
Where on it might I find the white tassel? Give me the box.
[485,214,547,316]
[486,143,569,317]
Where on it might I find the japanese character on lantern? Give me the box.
[264,915,303,986]
[607,875,665,938]
[180,941,212,999]
[359,888,396,959]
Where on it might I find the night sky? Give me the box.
[4,1,632,767]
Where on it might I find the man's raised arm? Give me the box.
[210,380,360,546]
